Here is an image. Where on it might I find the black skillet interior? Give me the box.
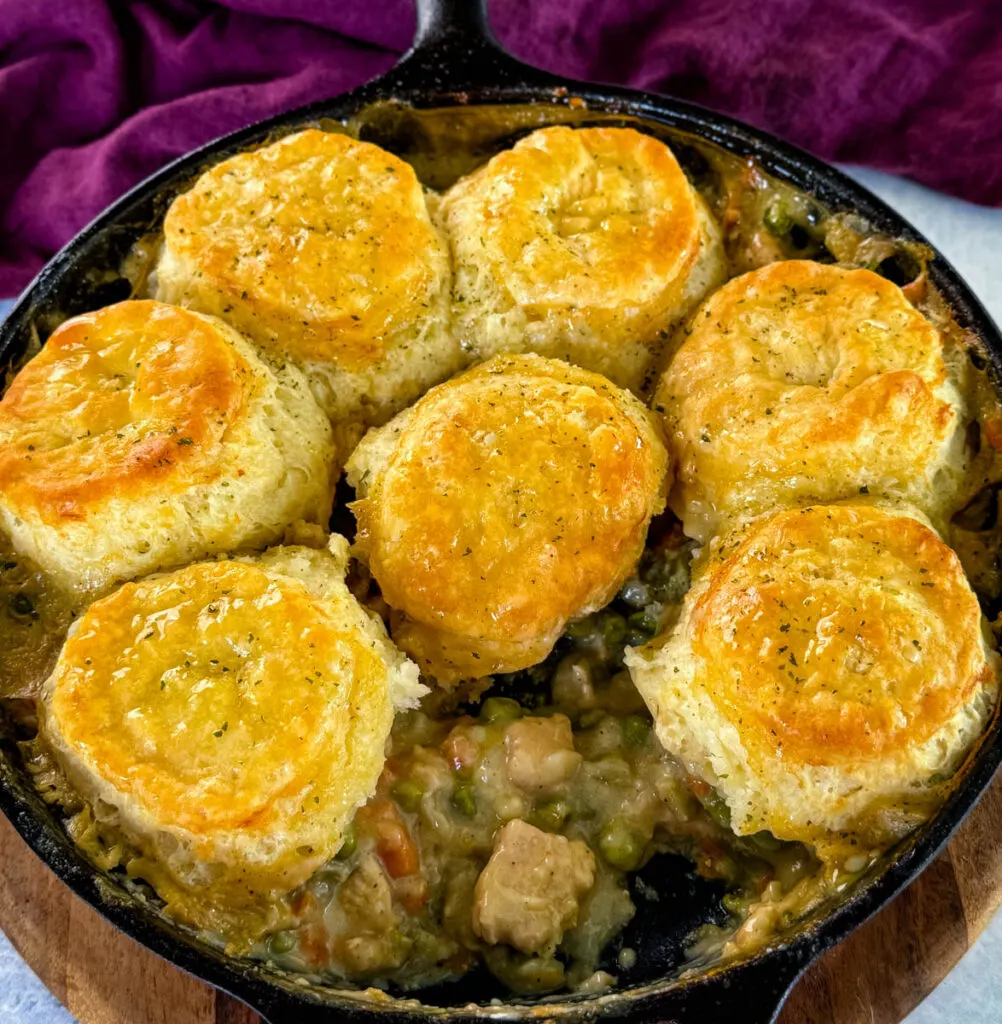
[2,2,1002,1022]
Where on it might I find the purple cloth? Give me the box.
[1,0,1001,295]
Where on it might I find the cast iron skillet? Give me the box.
[2,2,1001,1022]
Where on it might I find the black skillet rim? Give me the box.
[2,10,1002,1024]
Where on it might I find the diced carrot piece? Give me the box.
[358,800,420,878]
[290,889,316,916]
[394,874,430,914]
[984,414,1002,452]
[685,774,711,799]
[901,272,928,305]
[299,922,330,965]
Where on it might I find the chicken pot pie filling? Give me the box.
[1,115,1000,1001]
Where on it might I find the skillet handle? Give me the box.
[410,0,497,54]
[386,0,558,91]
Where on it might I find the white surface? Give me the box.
[0,168,1000,1024]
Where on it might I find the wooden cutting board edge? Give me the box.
[2,769,1002,1024]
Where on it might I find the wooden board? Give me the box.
[3,770,1002,1024]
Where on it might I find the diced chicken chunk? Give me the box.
[442,721,484,772]
[504,714,582,794]
[472,819,596,954]
[338,854,396,930]
[334,854,406,973]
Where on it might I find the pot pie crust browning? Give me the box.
[440,126,725,394]
[0,300,335,593]
[627,503,999,858]
[657,260,962,541]
[157,128,462,432]
[347,354,670,683]
[40,539,424,936]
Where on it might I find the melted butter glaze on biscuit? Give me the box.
[41,541,423,937]
[348,354,670,683]
[627,503,998,858]
[158,129,460,431]
[441,126,724,393]
[0,301,248,516]
[658,260,962,540]
[0,300,335,593]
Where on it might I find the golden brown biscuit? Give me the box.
[0,300,335,593]
[657,260,962,541]
[157,128,462,433]
[440,126,725,394]
[347,354,670,683]
[41,538,424,936]
[626,503,998,859]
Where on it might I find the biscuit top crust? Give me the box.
[659,260,957,536]
[446,126,704,340]
[46,558,389,838]
[354,354,668,647]
[162,128,446,369]
[0,300,252,524]
[692,504,991,767]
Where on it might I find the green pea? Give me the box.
[627,609,660,636]
[639,559,662,585]
[701,790,732,829]
[618,579,651,609]
[602,613,627,646]
[392,777,425,813]
[763,200,794,237]
[336,824,357,860]
[721,891,750,915]
[650,568,689,604]
[594,755,631,785]
[452,783,477,818]
[747,830,783,853]
[599,819,646,871]
[621,714,651,748]
[532,798,570,832]
[579,708,605,729]
[479,696,523,725]
[268,930,297,955]
[484,946,566,994]
[623,630,649,648]
[564,617,596,640]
